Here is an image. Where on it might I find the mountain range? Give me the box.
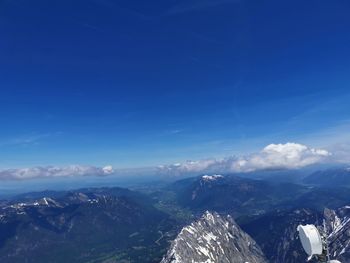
[0,188,176,263]
[1,168,350,262]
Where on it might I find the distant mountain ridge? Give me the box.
[0,187,176,263]
[169,174,314,217]
[303,168,350,187]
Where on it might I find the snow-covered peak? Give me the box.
[161,211,267,263]
[7,197,62,211]
[202,174,223,181]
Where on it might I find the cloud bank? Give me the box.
[0,143,332,180]
[0,165,114,180]
[158,143,331,176]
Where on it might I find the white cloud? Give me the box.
[233,143,330,172]
[102,165,114,174]
[158,159,218,173]
[158,143,331,175]
[327,142,350,163]
[0,143,333,180]
[0,165,114,180]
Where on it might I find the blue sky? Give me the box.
[1,0,350,169]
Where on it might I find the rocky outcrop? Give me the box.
[161,211,267,263]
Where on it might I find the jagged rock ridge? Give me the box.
[161,211,267,263]
[324,206,350,262]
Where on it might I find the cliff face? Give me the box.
[161,211,267,263]
[324,206,350,263]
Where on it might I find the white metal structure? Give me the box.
[297,224,341,263]
[297,224,323,259]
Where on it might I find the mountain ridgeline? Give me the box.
[1,169,350,262]
[303,168,350,187]
[0,188,176,263]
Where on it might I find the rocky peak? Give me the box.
[161,211,267,263]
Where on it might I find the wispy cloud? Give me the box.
[0,142,340,180]
[327,140,350,164]
[0,133,60,148]
[0,165,114,180]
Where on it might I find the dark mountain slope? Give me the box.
[0,188,176,263]
[169,174,308,217]
[303,168,350,187]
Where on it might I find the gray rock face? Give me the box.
[324,206,350,263]
[161,211,267,263]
